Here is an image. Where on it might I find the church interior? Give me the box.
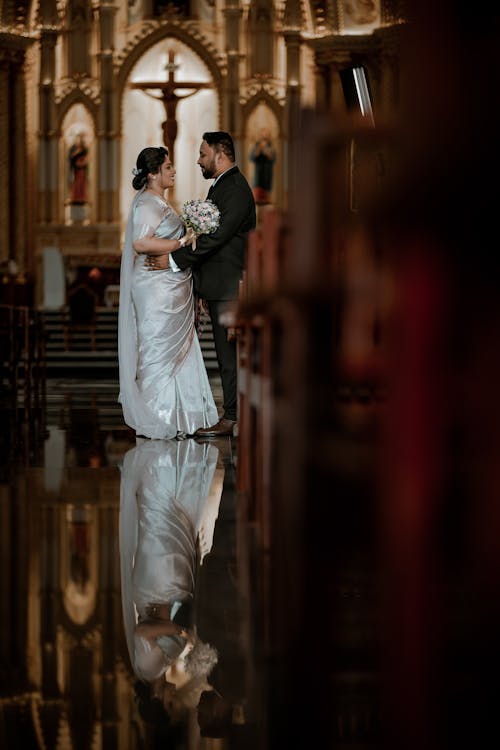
[1,0,500,748]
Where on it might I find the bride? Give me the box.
[118,145,219,439]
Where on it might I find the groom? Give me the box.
[170,131,256,437]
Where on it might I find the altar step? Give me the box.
[41,308,218,377]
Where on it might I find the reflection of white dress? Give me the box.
[119,438,224,681]
[118,189,218,438]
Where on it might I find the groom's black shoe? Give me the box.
[194,418,237,438]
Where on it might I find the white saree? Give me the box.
[118,189,218,438]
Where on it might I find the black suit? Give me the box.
[171,166,256,422]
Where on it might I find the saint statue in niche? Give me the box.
[249,127,276,204]
[68,132,89,204]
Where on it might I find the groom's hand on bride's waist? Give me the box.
[145,254,170,271]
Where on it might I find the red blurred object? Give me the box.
[88,267,102,282]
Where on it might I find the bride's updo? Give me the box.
[132,146,168,190]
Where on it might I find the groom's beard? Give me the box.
[200,157,217,179]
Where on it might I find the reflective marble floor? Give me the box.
[1,375,492,749]
[0,376,267,750]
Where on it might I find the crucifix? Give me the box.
[130,50,213,163]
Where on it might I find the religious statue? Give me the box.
[129,50,212,162]
[68,133,89,204]
[249,127,276,204]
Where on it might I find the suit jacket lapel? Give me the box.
[207,166,239,199]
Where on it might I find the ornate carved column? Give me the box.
[97,2,119,223]
[98,504,121,746]
[14,57,27,271]
[38,29,59,225]
[40,503,63,698]
[0,37,33,272]
[283,0,303,206]
[222,0,242,141]
[0,53,10,265]
[375,27,401,123]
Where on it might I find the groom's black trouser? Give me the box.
[207,300,237,422]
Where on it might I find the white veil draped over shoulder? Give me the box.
[118,188,170,438]
[118,186,182,438]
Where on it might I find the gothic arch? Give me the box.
[243,92,283,207]
[115,21,225,126]
[58,99,96,224]
[242,90,284,136]
[56,90,98,137]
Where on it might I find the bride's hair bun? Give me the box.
[132,146,169,190]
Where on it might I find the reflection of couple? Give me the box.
[118,131,256,440]
[119,438,224,726]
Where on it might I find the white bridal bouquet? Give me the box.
[181,198,221,236]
